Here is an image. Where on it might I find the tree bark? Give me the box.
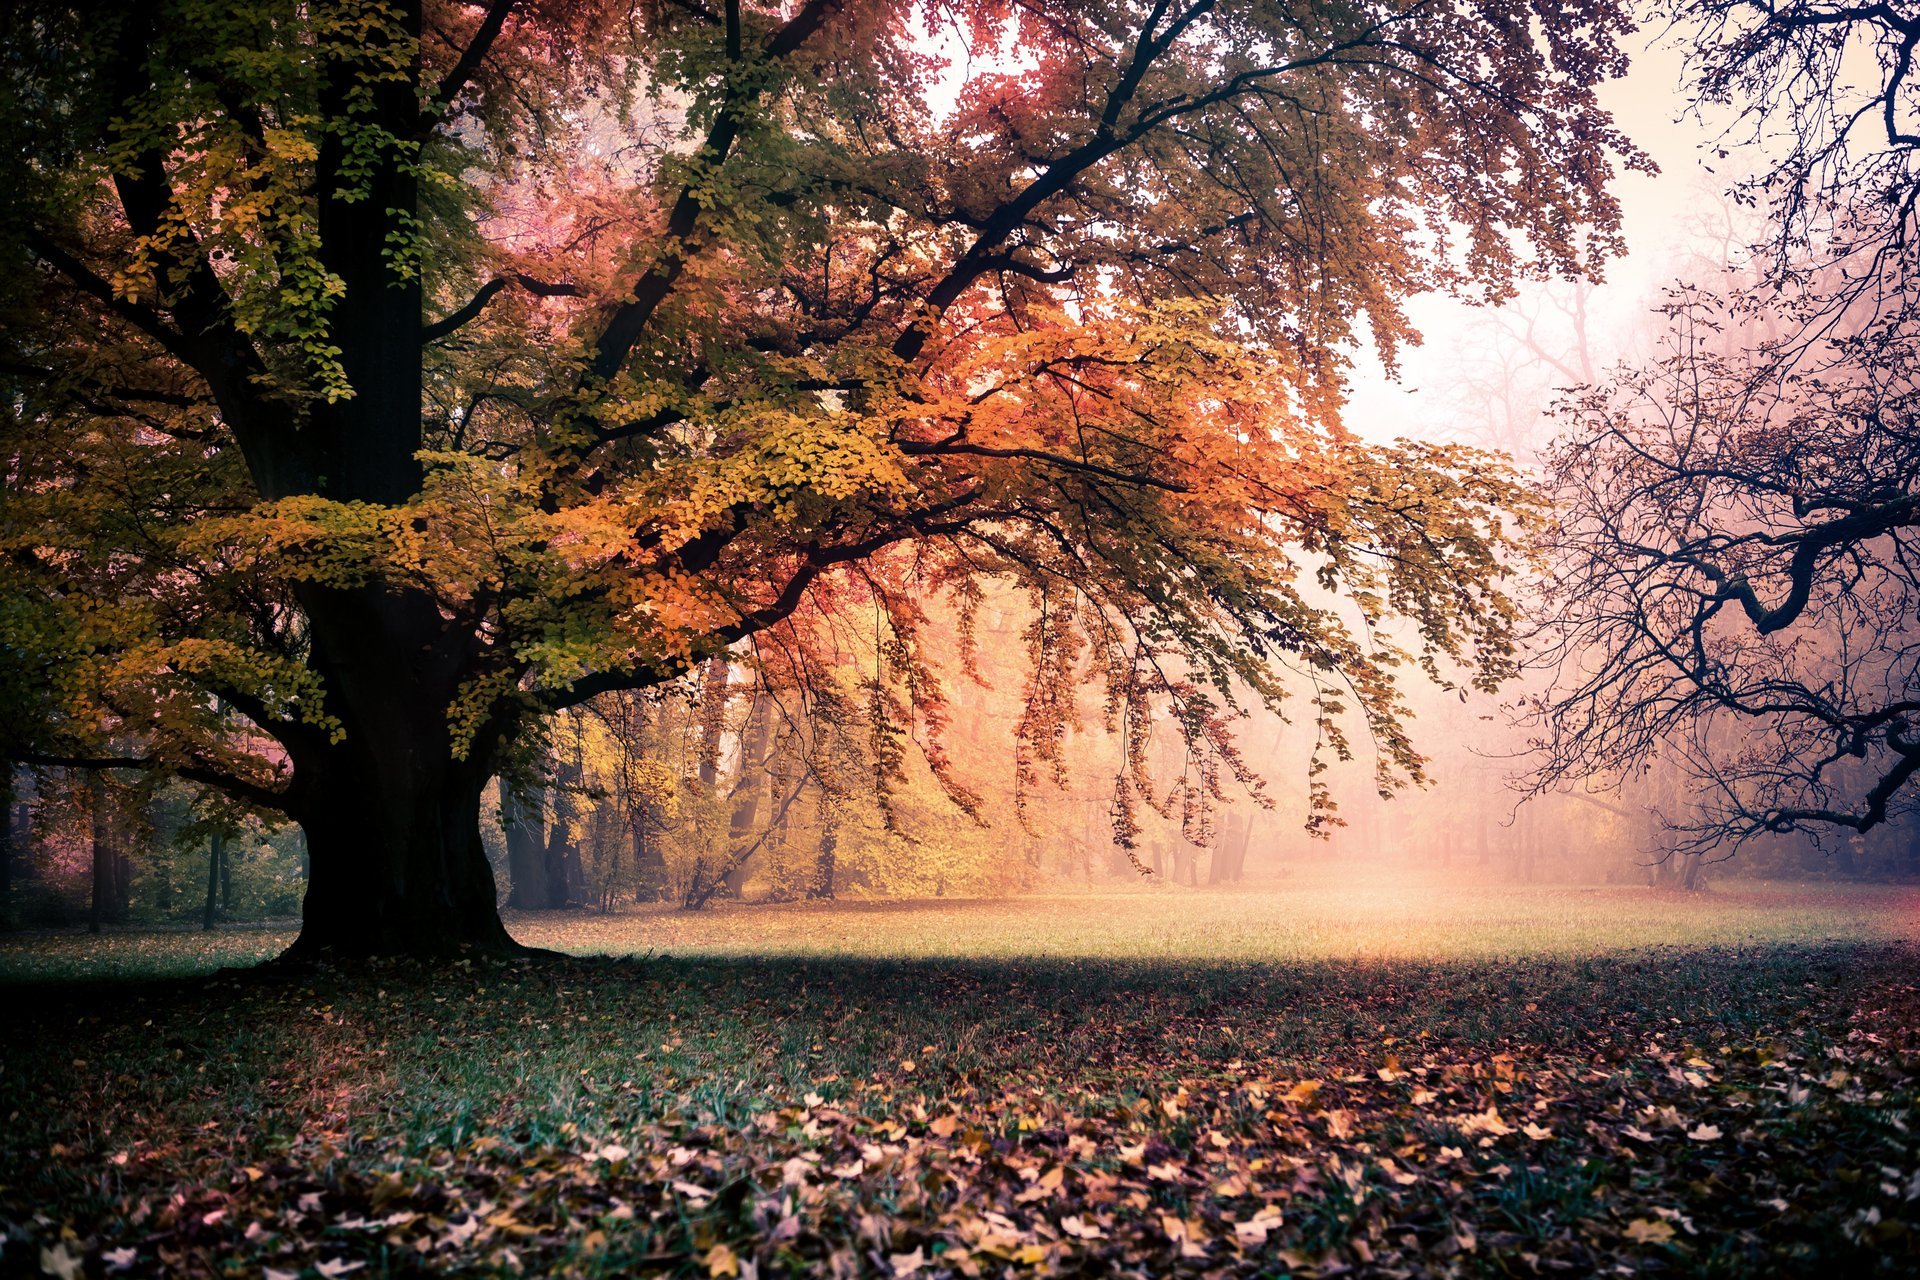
[630,805,668,902]
[284,730,517,959]
[808,808,838,900]
[547,756,585,908]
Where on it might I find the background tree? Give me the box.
[1,0,1642,956]
[1531,271,1920,847]
[1530,0,1920,851]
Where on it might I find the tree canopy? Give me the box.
[0,0,1642,955]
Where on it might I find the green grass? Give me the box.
[2,872,1916,1277]
[5,869,1910,981]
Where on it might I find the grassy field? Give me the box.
[5,869,1914,980]
[2,871,1917,1277]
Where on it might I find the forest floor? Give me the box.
[2,872,1917,1277]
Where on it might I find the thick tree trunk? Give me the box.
[285,735,517,959]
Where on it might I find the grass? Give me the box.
[5,869,1912,981]
[1,870,1916,1278]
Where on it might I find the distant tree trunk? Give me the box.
[809,809,838,900]
[546,749,586,905]
[204,830,225,929]
[0,764,12,917]
[1835,837,1859,879]
[630,806,668,902]
[723,694,774,898]
[9,790,32,882]
[1681,850,1702,891]
[87,773,126,933]
[218,832,233,913]
[697,656,728,789]
[1212,813,1251,883]
[502,780,556,909]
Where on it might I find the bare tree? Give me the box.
[1673,0,1920,300]
[1529,271,1920,848]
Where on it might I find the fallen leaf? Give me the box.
[40,1244,83,1280]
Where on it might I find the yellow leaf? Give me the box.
[1624,1218,1676,1244]
[705,1243,742,1278]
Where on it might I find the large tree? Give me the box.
[0,0,1640,956]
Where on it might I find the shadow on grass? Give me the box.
[1,935,1893,1076]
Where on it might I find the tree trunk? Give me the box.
[87,772,122,933]
[1835,837,1859,879]
[0,764,11,918]
[723,693,774,898]
[630,806,668,902]
[285,736,516,959]
[502,780,557,909]
[547,751,585,906]
[9,789,31,882]
[204,830,224,929]
[808,809,838,900]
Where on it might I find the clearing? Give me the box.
[2,870,1916,1277]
